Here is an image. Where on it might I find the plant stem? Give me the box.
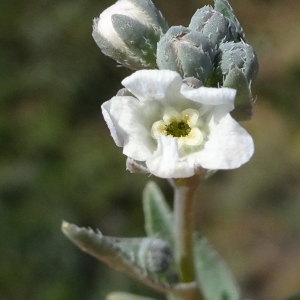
[172,175,201,283]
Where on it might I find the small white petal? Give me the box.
[151,121,166,139]
[122,70,183,102]
[192,114,254,169]
[181,84,236,110]
[177,137,184,148]
[104,96,156,161]
[185,128,203,146]
[163,107,180,123]
[146,135,195,178]
[101,100,124,147]
[181,108,199,126]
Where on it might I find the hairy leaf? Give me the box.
[194,235,240,300]
[143,182,174,245]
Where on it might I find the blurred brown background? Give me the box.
[1,0,300,299]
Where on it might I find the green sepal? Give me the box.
[128,0,168,34]
[217,42,259,84]
[106,292,158,300]
[112,14,159,67]
[189,6,238,45]
[282,293,300,300]
[194,235,241,300]
[223,67,254,121]
[92,29,144,70]
[143,181,174,246]
[62,221,177,291]
[214,0,246,41]
[177,31,215,82]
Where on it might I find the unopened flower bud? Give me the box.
[138,238,172,273]
[156,26,216,83]
[92,0,168,70]
[214,0,246,41]
[217,41,259,83]
[189,5,238,45]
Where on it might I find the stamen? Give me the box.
[151,107,205,149]
[165,121,191,137]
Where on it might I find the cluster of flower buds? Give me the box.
[93,0,258,120]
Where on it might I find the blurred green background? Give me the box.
[1,0,300,299]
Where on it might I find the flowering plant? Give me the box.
[59,0,300,300]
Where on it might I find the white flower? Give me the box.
[102,70,254,178]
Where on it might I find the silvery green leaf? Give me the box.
[106,292,158,300]
[62,221,198,298]
[189,6,238,45]
[62,222,173,292]
[223,67,253,121]
[214,0,245,41]
[143,181,174,245]
[194,235,241,300]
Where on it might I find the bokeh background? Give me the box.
[1,0,300,299]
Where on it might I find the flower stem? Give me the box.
[172,175,202,283]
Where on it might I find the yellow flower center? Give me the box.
[151,107,205,148]
[165,120,191,137]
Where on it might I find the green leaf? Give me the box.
[194,235,240,300]
[106,292,158,300]
[62,221,198,298]
[143,182,174,245]
[223,67,254,121]
[214,0,245,41]
[282,293,300,300]
[62,221,173,292]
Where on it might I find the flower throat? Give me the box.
[165,121,191,137]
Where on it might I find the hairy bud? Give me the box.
[157,26,216,83]
[92,0,168,69]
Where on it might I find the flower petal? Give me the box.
[146,135,195,178]
[102,96,157,161]
[122,69,183,102]
[181,84,236,110]
[191,114,254,169]
[102,99,124,147]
